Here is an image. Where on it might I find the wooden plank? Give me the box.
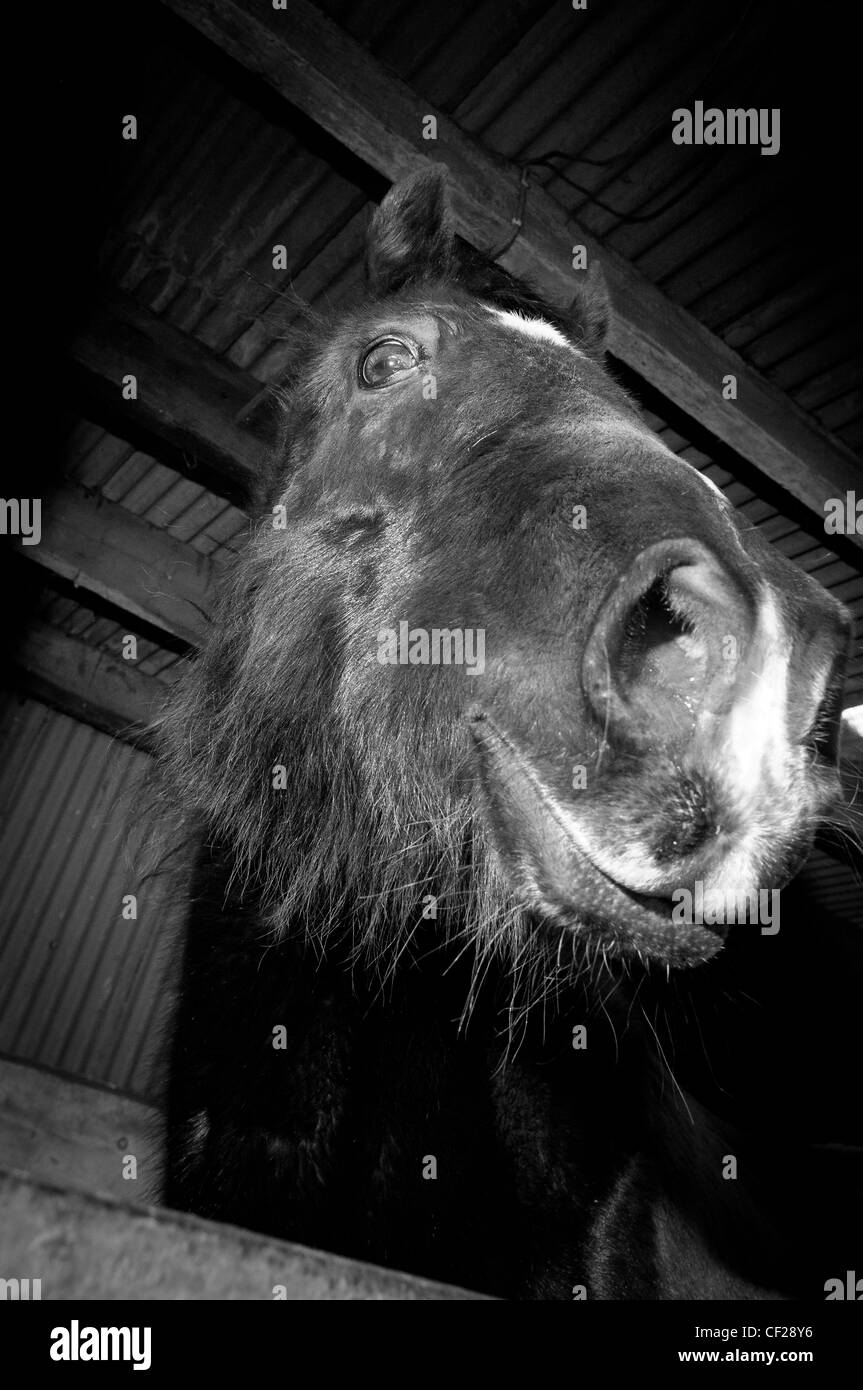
[70,290,270,507]
[0,1059,157,1205]
[12,484,212,647]
[159,0,863,551]
[0,1166,487,1299]
[10,621,174,745]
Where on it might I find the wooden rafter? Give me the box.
[159,0,862,552]
[12,483,212,646]
[10,621,175,745]
[70,291,267,507]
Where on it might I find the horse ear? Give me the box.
[570,263,611,354]
[366,165,456,295]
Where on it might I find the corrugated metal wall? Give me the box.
[0,691,858,1106]
[0,692,184,1102]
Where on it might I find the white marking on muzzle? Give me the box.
[702,587,799,900]
[721,588,792,813]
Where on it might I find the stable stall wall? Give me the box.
[1,685,860,1107]
[0,689,486,1299]
[0,689,182,1104]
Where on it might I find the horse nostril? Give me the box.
[583,539,754,752]
[617,576,698,686]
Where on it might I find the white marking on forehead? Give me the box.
[487,307,583,355]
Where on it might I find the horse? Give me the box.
[159,165,857,1299]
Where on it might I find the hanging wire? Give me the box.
[491,0,759,251]
[489,167,532,259]
[522,154,716,225]
[529,0,758,179]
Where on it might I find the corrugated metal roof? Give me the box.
[91,0,861,449]
[65,419,250,562]
[0,692,182,1101]
[323,0,863,450]
[53,0,859,699]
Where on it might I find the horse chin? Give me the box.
[469,707,726,969]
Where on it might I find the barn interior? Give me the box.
[1,0,861,1298]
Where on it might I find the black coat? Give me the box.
[164,844,862,1300]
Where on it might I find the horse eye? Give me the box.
[359,338,419,388]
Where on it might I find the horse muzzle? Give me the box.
[466,535,849,966]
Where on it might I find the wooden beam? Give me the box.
[10,621,175,745]
[70,290,270,507]
[160,0,863,552]
[0,1166,487,1299]
[0,1058,158,1205]
[11,483,212,647]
